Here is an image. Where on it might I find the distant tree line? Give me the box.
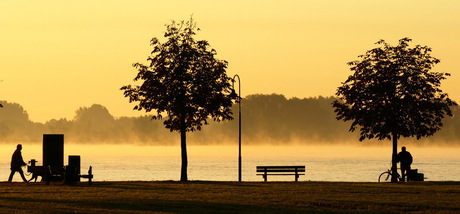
[1,94,459,145]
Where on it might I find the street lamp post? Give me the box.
[231,74,242,182]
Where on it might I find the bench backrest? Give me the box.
[256,166,305,173]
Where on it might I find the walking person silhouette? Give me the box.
[8,144,28,182]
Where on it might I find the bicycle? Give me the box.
[378,168,401,182]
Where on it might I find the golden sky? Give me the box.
[1,1,459,123]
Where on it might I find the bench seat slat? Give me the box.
[257,169,305,172]
[257,174,305,176]
[257,166,304,168]
[257,167,304,169]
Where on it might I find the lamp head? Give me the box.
[230,89,237,98]
[229,89,241,103]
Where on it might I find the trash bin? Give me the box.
[415,173,425,181]
[68,155,81,182]
[64,165,77,185]
[408,169,424,181]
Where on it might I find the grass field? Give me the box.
[0,181,459,213]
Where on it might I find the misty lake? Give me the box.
[1,144,459,182]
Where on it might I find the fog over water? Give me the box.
[2,94,460,146]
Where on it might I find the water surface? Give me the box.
[1,144,458,182]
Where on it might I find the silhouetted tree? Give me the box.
[74,104,115,141]
[333,38,457,182]
[45,118,73,134]
[121,18,235,181]
[0,101,43,142]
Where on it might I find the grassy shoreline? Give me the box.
[1,181,459,213]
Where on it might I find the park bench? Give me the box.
[63,165,93,185]
[256,166,305,182]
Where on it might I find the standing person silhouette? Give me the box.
[8,144,28,182]
[397,146,413,182]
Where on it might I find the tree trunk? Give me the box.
[178,82,188,182]
[180,122,188,182]
[391,132,398,183]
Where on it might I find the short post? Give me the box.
[29,159,37,167]
[88,166,92,185]
[28,159,37,174]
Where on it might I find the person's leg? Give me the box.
[407,165,412,181]
[8,170,16,182]
[401,167,406,182]
[18,169,28,182]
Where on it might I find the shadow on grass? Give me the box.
[85,181,264,191]
[89,181,175,191]
[0,196,336,214]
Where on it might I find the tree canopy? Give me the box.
[121,19,234,133]
[121,18,235,181]
[333,38,457,141]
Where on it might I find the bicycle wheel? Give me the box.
[378,171,391,182]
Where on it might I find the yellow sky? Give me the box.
[1,1,459,123]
